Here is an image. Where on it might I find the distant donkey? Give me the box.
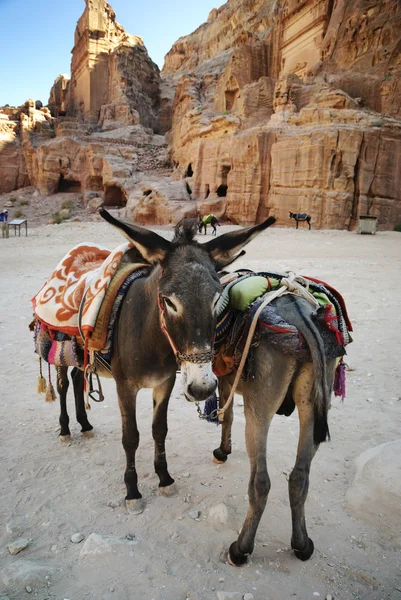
[199,214,220,236]
[289,211,312,230]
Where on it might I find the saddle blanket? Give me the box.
[32,242,147,337]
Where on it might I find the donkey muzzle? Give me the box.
[181,360,217,402]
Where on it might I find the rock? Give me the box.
[188,510,201,520]
[326,595,333,600]
[79,533,136,558]
[346,440,401,531]
[207,503,230,529]
[79,533,112,557]
[1,560,55,587]
[243,594,254,600]
[25,586,32,593]
[70,533,84,544]
[8,538,30,555]
[216,593,242,600]
[125,533,136,541]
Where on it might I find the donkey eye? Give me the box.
[163,296,177,312]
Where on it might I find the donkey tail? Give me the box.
[274,296,330,445]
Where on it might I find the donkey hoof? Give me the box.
[212,449,228,464]
[159,483,177,497]
[59,434,71,443]
[227,542,249,567]
[81,429,94,438]
[126,498,145,515]
[293,538,314,561]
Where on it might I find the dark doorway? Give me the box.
[58,175,81,193]
[185,163,193,177]
[217,184,228,197]
[225,89,239,111]
[104,186,125,207]
[186,182,192,195]
[204,184,210,199]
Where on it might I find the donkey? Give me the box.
[289,211,312,230]
[212,296,336,565]
[56,367,93,441]
[90,209,276,515]
[199,215,220,236]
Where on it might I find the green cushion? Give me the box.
[230,276,269,311]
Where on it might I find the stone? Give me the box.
[8,538,30,555]
[207,503,229,529]
[188,510,201,520]
[216,593,242,600]
[346,440,401,531]
[1,560,56,587]
[243,595,254,600]
[70,533,84,544]
[79,533,113,557]
[25,586,32,593]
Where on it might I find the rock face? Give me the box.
[1,0,401,228]
[63,0,161,130]
[162,0,401,229]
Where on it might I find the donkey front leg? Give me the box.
[213,378,233,463]
[152,376,176,495]
[289,363,318,561]
[71,367,93,436]
[57,367,71,442]
[116,381,144,514]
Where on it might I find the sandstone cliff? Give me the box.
[162,0,401,230]
[1,0,400,229]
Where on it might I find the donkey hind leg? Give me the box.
[117,381,144,514]
[152,376,176,495]
[307,217,311,230]
[57,367,71,441]
[228,355,297,566]
[71,367,93,436]
[213,377,234,463]
[289,362,318,561]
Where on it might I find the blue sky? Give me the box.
[0,0,221,107]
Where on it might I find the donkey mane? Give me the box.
[172,219,198,245]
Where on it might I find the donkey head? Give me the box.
[100,209,276,402]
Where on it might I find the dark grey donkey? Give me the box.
[96,208,276,515]
[212,294,336,565]
[289,211,312,230]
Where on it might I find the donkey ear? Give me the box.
[202,216,276,270]
[99,209,171,263]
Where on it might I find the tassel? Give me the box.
[37,358,47,394]
[334,358,346,401]
[45,363,56,403]
[203,392,219,425]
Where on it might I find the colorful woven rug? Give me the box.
[32,242,148,337]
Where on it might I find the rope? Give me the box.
[216,272,319,422]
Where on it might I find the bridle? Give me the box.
[157,274,214,365]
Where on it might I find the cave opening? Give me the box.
[104,185,125,207]
[186,182,192,195]
[225,89,239,111]
[58,175,81,193]
[204,184,210,199]
[217,184,228,197]
[185,163,193,177]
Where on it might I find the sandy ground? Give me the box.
[0,221,400,600]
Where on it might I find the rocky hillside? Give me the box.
[1,0,400,229]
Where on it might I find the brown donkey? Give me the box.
[99,209,276,515]
[212,294,336,565]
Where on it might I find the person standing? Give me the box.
[0,209,9,238]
